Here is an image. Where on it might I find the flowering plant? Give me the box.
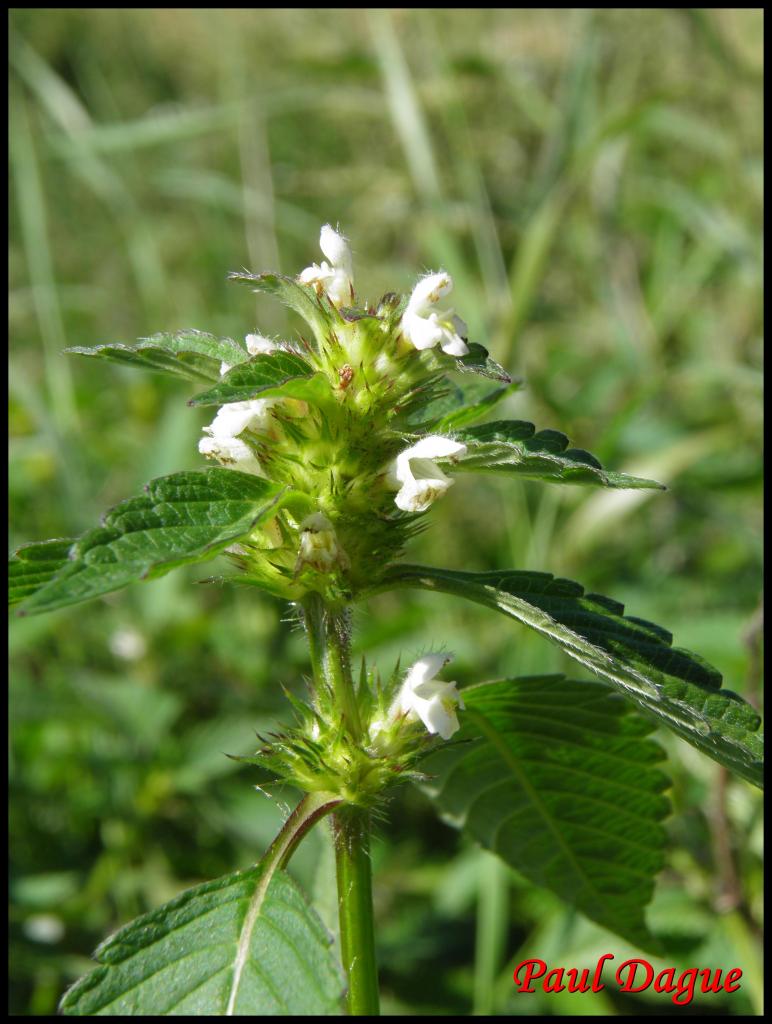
[10,227,763,1016]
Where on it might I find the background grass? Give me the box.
[9,8,763,1016]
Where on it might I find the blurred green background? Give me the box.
[9,8,763,1016]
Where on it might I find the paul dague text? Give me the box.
[513,955,742,1007]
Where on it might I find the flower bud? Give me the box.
[296,512,349,573]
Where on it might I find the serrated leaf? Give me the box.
[377,565,763,788]
[454,342,512,383]
[422,676,669,950]
[14,470,288,615]
[8,538,77,605]
[455,420,665,490]
[406,377,524,432]
[60,792,345,1015]
[228,271,331,345]
[188,351,316,407]
[66,331,248,383]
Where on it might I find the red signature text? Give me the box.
[513,956,742,1006]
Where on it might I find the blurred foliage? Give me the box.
[9,8,762,1016]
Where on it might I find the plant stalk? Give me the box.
[302,593,362,740]
[302,593,379,1015]
[332,807,380,1016]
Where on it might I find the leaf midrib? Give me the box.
[465,706,608,908]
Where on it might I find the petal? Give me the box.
[406,272,453,314]
[325,268,353,307]
[408,457,451,485]
[401,436,468,462]
[299,262,334,285]
[439,328,470,358]
[401,311,443,350]
[206,400,273,438]
[394,477,452,512]
[246,333,279,355]
[319,224,353,275]
[403,653,452,691]
[415,694,460,739]
[300,511,334,532]
[198,436,262,475]
[451,314,468,337]
[412,678,459,701]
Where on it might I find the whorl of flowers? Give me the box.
[199,224,501,611]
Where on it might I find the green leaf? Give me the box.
[66,330,249,383]
[14,470,288,615]
[407,378,524,432]
[378,565,764,788]
[422,676,669,951]
[60,792,345,1015]
[8,538,77,605]
[455,420,665,490]
[188,351,316,407]
[228,271,331,345]
[454,342,512,383]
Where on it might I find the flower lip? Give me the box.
[198,435,262,475]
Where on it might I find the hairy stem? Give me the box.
[302,593,362,740]
[303,593,379,1015]
[333,807,380,1016]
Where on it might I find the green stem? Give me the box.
[302,593,362,740]
[302,593,379,1015]
[472,850,509,1015]
[333,807,380,1016]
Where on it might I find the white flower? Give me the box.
[204,399,276,440]
[296,512,349,572]
[246,333,280,356]
[400,271,469,357]
[389,653,465,741]
[221,333,282,375]
[199,395,278,474]
[386,435,467,512]
[198,435,262,475]
[299,224,354,307]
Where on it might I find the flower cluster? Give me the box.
[194,225,477,605]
